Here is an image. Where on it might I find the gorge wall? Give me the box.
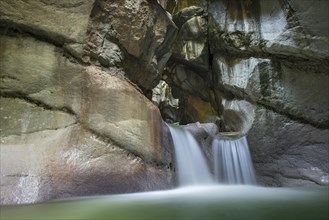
[160,0,328,186]
[0,0,177,204]
[0,0,328,205]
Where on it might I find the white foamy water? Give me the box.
[3,124,328,219]
[213,136,256,184]
[168,125,214,186]
[168,124,256,186]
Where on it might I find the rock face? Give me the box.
[1,125,173,204]
[0,0,176,205]
[1,0,328,205]
[85,0,178,90]
[248,107,329,186]
[0,0,95,44]
[163,0,329,186]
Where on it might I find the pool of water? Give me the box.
[1,185,328,220]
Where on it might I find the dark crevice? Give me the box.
[84,127,172,170]
[39,0,85,9]
[277,172,322,186]
[0,92,171,170]
[257,101,329,130]
[214,48,328,71]
[3,122,79,137]
[0,23,66,48]
[215,85,257,104]
[215,80,329,129]
[0,92,76,116]
[0,93,172,170]
[0,26,87,67]
[0,75,18,81]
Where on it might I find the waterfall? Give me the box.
[212,136,256,184]
[168,125,214,186]
[168,124,256,186]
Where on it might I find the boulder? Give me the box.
[171,64,208,99]
[83,66,167,163]
[219,99,255,136]
[171,5,209,74]
[0,34,171,163]
[0,98,76,137]
[248,107,329,186]
[0,125,173,205]
[87,0,177,89]
[0,34,175,204]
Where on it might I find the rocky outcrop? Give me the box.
[0,0,176,204]
[1,124,173,204]
[1,0,328,204]
[208,0,328,59]
[84,0,178,90]
[163,0,329,186]
[248,107,329,186]
[1,34,171,162]
[209,0,329,128]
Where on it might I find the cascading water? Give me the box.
[3,125,327,219]
[168,125,214,186]
[168,124,256,186]
[212,136,256,184]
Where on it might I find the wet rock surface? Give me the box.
[248,107,329,186]
[1,125,174,205]
[1,0,328,205]
[163,0,329,187]
[0,0,176,204]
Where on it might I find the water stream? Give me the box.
[168,125,214,186]
[2,124,328,219]
[2,186,328,220]
[213,136,256,184]
[168,124,256,186]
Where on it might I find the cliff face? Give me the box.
[163,0,328,186]
[0,0,328,205]
[0,0,177,204]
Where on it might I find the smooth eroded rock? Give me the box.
[0,97,76,137]
[213,55,329,128]
[0,34,170,163]
[0,125,174,205]
[248,107,329,186]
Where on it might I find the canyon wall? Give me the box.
[0,0,177,204]
[1,0,328,205]
[163,0,328,186]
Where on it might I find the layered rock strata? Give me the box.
[0,0,177,204]
[162,0,328,186]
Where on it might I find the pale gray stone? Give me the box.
[248,107,329,186]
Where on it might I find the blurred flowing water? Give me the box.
[168,124,256,185]
[168,125,214,186]
[213,136,256,184]
[1,125,328,219]
[2,186,328,219]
